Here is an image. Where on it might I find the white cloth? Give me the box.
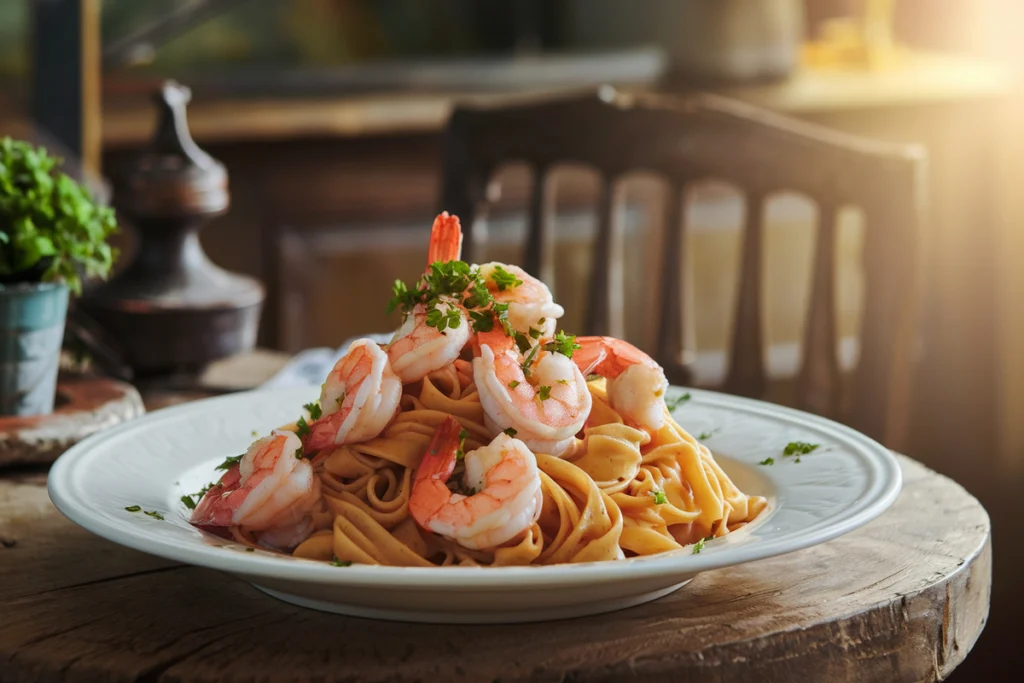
[260,333,392,389]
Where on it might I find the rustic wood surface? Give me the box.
[0,454,989,683]
[0,375,144,467]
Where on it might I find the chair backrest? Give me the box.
[440,87,926,448]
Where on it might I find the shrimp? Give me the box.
[477,262,564,340]
[473,328,591,456]
[409,416,543,550]
[305,339,402,451]
[573,336,669,432]
[191,430,321,550]
[386,212,470,383]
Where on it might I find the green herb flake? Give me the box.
[538,385,552,401]
[304,401,322,421]
[295,446,304,459]
[503,428,518,437]
[697,431,715,440]
[331,555,353,567]
[692,536,713,554]
[556,379,569,385]
[508,380,520,389]
[245,547,255,552]
[124,505,142,513]
[759,457,775,466]
[665,392,692,411]
[490,265,523,291]
[215,454,244,471]
[520,344,541,376]
[250,430,259,437]
[295,416,311,439]
[514,332,533,353]
[143,510,165,521]
[543,331,581,359]
[180,495,197,510]
[652,490,668,505]
[456,428,469,461]
[528,327,542,340]
[783,441,819,457]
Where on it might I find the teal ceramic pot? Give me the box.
[0,282,69,416]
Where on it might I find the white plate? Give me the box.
[48,386,901,623]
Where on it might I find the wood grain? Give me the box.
[0,455,989,683]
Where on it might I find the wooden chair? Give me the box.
[440,87,925,449]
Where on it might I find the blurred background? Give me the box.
[2,1,1023,678]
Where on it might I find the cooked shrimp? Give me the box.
[386,212,470,383]
[305,339,402,451]
[574,336,669,431]
[473,329,591,456]
[409,416,543,550]
[477,262,563,340]
[191,430,321,550]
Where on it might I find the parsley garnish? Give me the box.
[215,454,244,471]
[783,441,819,457]
[331,555,353,567]
[469,309,494,332]
[513,332,533,353]
[665,393,692,411]
[456,428,469,461]
[250,430,259,437]
[386,279,417,314]
[543,331,580,359]
[180,495,196,510]
[245,547,255,552]
[538,385,552,401]
[520,344,540,376]
[556,379,568,385]
[508,380,520,389]
[294,446,304,459]
[304,401,322,421]
[143,510,164,521]
[503,428,518,437]
[295,416,311,439]
[692,536,713,554]
[697,431,715,440]
[528,326,542,340]
[652,490,667,505]
[759,457,775,466]
[490,265,523,291]
[425,300,462,332]
[124,505,141,512]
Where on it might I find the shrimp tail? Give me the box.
[416,416,461,485]
[304,411,347,453]
[427,212,463,266]
[572,337,609,377]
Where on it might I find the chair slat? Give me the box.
[524,166,554,286]
[657,182,691,385]
[798,202,839,417]
[725,191,767,397]
[586,176,624,337]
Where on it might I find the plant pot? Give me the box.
[0,282,69,416]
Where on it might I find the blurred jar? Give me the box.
[568,0,805,83]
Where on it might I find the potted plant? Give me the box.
[0,137,118,416]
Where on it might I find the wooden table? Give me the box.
[0,447,989,682]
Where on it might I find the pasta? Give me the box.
[284,367,766,567]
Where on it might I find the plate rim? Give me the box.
[48,385,902,588]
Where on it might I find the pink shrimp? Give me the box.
[574,336,669,431]
[472,328,591,456]
[305,339,402,452]
[387,212,470,383]
[409,416,542,550]
[477,262,564,341]
[191,431,321,550]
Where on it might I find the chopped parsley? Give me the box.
[528,326,542,340]
[697,430,716,441]
[245,547,255,552]
[128,508,164,520]
[692,536,713,554]
[490,265,523,291]
[181,482,215,510]
[295,415,311,439]
[520,344,540,376]
[386,279,418,314]
[124,505,141,513]
[425,300,463,332]
[665,392,692,411]
[250,430,259,437]
[508,380,520,389]
[180,495,196,510]
[503,428,518,437]
[469,309,494,332]
[304,401,322,421]
[537,386,552,401]
[651,490,668,505]
[513,332,533,353]
[331,556,352,567]
[556,379,569,385]
[783,441,819,457]
[456,429,469,461]
[294,446,304,459]
[543,331,581,359]
[215,454,244,471]
[759,457,775,466]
